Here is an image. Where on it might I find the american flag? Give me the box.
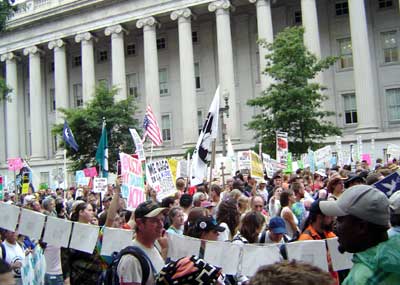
[142,105,163,146]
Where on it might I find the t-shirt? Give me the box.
[43,245,62,275]
[217,222,232,242]
[117,239,165,285]
[3,241,25,279]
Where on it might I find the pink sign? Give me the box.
[361,154,371,166]
[120,153,145,210]
[84,167,98,177]
[7,158,23,172]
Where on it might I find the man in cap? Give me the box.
[259,217,289,244]
[117,200,169,285]
[320,185,400,284]
[388,191,400,238]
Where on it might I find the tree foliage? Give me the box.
[0,76,11,101]
[0,1,16,32]
[52,84,140,172]
[247,26,341,157]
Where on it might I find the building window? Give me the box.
[159,68,169,96]
[378,0,393,9]
[335,1,349,16]
[49,61,54,73]
[197,110,203,135]
[49,88,56,112]
[126,73,139,97]
[338,38,353,69]
[381,31,398,63]
[192,31,199,43]
[73,83,83,108]
[161,114,172,141]
[72,56,81,67]
[294,11,302,25]
[126,43,136,56]
[194,62,201,89]
[386,88,400,121]
[157,37,167,50]
[98,50,108,62]
[343,93,357,124]
[52,135,58,153]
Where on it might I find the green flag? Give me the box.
[95,124,108,177]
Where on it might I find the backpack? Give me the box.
[104,246,152,285]
[259,230,289,244]
[0,242,6,261]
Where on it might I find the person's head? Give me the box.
[71,202,94,223]
[161,196,176,209]
[320,185,390,253]
[200,201,214,216]
[102,195,112,209]
[4,230,18,244]
[272,174,282,187]
[31,200,42,212]
[169,206,185,228]
[280,190,295,208]
[237,196,250,215]
[305,200,334,233]
[216,198,240,236]
[365,172,384,185]
[232,179,244,192]
[0,259,15,285]
[210,184,221,201]
[258,179,267,190]
[176,178,186,191]
[290,182,304,200]
[184,207,207,237]
[179,194,193,210]
[192,192,206,207]
[134,201,168,242]
[273,186,283,199]
[389,191,400,227]
[239,211,265,243]
[268,217,287,243]
[226,177,234,190]
[194,216,225,241]
[249,260,334,285]
[361,160,369,170]
[250,195,265,212]
[42,197,55,213]
[344,174,365,189]
[229,189,243,201]
[327,178,344,195]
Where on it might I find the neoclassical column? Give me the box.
[209,0,239,140]
[301,0,321,58]
[171,8,198,146]
[0,52,20,158]
[348,0,379,133]
[75,32,96,104]
[136,17,161,124]
[105,24,128,101]
[48,39,69,124]
[23,46,45,159]
[249,0,274,91]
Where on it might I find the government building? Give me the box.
[0,0,400,187]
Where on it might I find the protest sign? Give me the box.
[0,202,20,231]
[7,157,23,172]
[335,136,344,167]
[250,151,264,180]
[237,151,251,173]
[387,143,400,160]
[177,159,190,178]
[215,156,234,178]
[314,146,332,169]
[83,167,98,177]
[262,153,274,178]
[120,153,145,210]
[326,237,353,271]
[167,158,178,185]
[374,171,400,197]
[0,176,3,200]
[146,159,176,201]
[276,131,288,164]
[75,170,90,186]
[129,128,146,161]
[286,240,329,272]
[284,152,293,174]
[93,178,108,193]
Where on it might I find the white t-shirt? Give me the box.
[3,241,25,279]
[44,245,62,275]
[217,222,232,242]
[117,239,165,285]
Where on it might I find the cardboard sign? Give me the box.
[93,178,108,193]
[120,153,145,210]
[276,131,288,164]
[146,159,176,201]
[167,158,178,185]
[7,157,23,172]
[129,128,146,161]
[250,151,264,179]
[237,151,251,172]
[76,170,90,186]
[314,146,332,169]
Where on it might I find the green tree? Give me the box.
[52,83,140,172]
[247,26,341,157]
[0,1,16,32]
[0,76,11,101]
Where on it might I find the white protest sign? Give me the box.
[176,159,190,178]
[120,153,145,210]
[314,146,332,168]
[237,151,251,173]
[276,131,288,164]
[204,240,241,275]
[101,227,133,256]
[241,244,282,276]
[146,159,176,201]
[286,240,329,271]
[387,143,400,159]
[0,202,20,231]
[167,233,201,261]
[129,128,146,161]
[18,208,46,240]
[75,170,90,186]
[43,216,73,248]
[69,222,99,254]
[93,178,108,193]
[326,237,353,271]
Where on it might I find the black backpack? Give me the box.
[104,246,152,285]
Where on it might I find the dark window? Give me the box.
[157,38,166,50]
[294,11,302,25]
[73,56,81,67]
[335,1,349,16]
[127,44,136,56]
[98,50,108,62]
[192,31,198,43]
[378,0,393,9]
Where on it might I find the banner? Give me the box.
[177,159,190,178]
[356,136,362,162]
[129,128,146,161]
[146,159,176,201]
[120,153,145,210]
[167,158,178,185]
[250,151,263,180]
[276,131,288,164]
[335,136,344,167]
[237,151,251,173]
[7,157,23,172]
[284,152,293,174]
[93,178,108,193]
[308,149,316,173]
[374,171,400,197]
[387,143,400,159]
[75,170,90,186]
[0,176,3,200]
[314,146,332,169]
[83,167,98,178]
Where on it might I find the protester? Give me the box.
[216,198,240,241]
[279,190,299,240]
[166,206,184,235]
[190,216,225,242]
[259,217,289,244]
[183,207,207,238]
[179,194,193,222]
[268,186,282,218]
[2,230,25,285]
[326,178,344,201]
[256,179,269,204]
[388,190,400,238]
[290,182,306,227]
[320,185,400,284]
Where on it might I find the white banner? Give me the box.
[93,178,108,193]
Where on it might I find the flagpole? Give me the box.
[63,149,68,189]
[150,143,154,162]
[209,139,216,183]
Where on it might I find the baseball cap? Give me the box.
[315,169,327,178]
[309,200,324,215]
[320,185,389,226]
[195,216,225,232]
[135,200,168,219]
[389,191,400,215]
[268,217,286,234]
[102,195,113,202]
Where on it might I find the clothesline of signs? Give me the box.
[0,202,353,276]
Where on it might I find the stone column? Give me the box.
[171,8,198,146]
[0,52,20,158]
[48,39,69,124]
[249,0,274,91]
[75,32,96,104]
[23,46,45,159]
[136,17,161,123]
[209,0,239,140]
[348,0,379,133]
[105,24,128,101]
[301,0,321,58]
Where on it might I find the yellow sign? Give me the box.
[250,151,264,180]
[167,158,178,185]
[22,183,29,194]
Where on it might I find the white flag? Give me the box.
[191,86,220,185]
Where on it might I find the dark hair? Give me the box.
[124,210,132,223]
[279,190,294,208]
[161,197,176,208]
[390,210,400,227]
[232,180,244,191]
[327,178,343,194]
[180,194,193,208]
[70,202,90,222]
[210,184,222,196]
[240,211,265,243]
[184,207,207,238]
[290,182,302,195]
[216,199,240,238]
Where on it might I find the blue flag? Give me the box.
[95,123,108,178]
[63,121,79,151]
[374,171,400,197]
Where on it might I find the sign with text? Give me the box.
[120,153,145,210]
[75,170,90,186]
[7,157,23,172]
[250,151,264,180]
[237,151,251,172]
[129,128,146,161]
[93,178,108,193]
[276,131,288,164]
[146,159,176,201]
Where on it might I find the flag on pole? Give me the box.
[142,105,163,146]
[62,121,79,151]
[95,120,109,178]
[191,86,220,186]
[374,171,400,197]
